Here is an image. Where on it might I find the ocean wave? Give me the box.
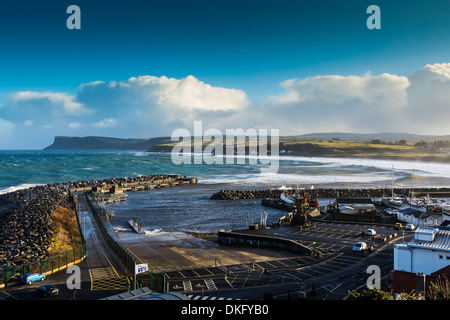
[200,172,387,186]
[144,228,164,234]
[277,156,450,178]
[132,152,150,157]
[0,183,42,195]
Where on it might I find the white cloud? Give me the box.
[68,122,83,129]
[77,75,250,133]
[0,118,15,148]
[92,118,118,128]
[405,63,450,134]
[0,118,14,134]
[8,91,93,116]
[78,75,249,113]
[264,71,410,134]
[1,64,450,149]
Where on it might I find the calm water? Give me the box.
[104,183,295,233]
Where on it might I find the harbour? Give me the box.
[1,152,450,301]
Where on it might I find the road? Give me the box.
[0,192,130,300]
[75,193,130,293]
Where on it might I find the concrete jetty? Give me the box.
[68,175,198,194]
[128,219,146,234]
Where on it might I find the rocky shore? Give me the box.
[0,174,188,267]
[0,184,72,267]
[211,187,450,200]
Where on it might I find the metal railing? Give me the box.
[1,195,87,287]
[84,194,167,292]
[1,244,86,287]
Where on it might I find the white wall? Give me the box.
[411,247,450,275]
[394,244,411,272]
[395,243,450,275]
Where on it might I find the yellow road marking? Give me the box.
[89,267,129,290]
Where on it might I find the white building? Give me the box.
[397,208,440,227]
[394,227,450,275]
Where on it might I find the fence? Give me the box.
[0,244,86,287]
[1,195,87,287]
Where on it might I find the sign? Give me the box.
[135,263,148,275]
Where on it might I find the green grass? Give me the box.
[156,135,450,162]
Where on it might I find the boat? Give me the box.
[409,199,424,207]
[385,197,403,207]
[280,193,294,204]
[408,169,424,207]
[280,188,320,209]
[382,165,403,207]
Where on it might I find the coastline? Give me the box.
[1,172,449,266]
[0,175,195,268]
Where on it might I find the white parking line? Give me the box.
[0,291,20,300]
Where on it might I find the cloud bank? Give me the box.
[1,63,449,148]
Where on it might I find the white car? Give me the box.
[384,208,399,215]
[365,229,377,236]
[353,242,368,252]
[405,223,416,230]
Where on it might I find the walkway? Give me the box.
[75,192,130,291]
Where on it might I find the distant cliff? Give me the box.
[44,136,172,150]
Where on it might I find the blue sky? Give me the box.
[1,0,450,149]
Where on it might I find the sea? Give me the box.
[1,150,450,233]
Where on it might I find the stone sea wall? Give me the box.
[0,184,72,267]
[0,175,190,267]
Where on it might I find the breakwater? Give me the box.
[0,184,72,267]
[67,174,197,193]
[211,187,450,200]
[0,175,196,267]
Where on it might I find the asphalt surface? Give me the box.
[0,193,130,301]
[0,197,413,301]
[160,221,413,300]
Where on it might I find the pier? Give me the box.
[128,218,146,234]
[68,175,198,194]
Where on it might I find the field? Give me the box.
[278,137,450,162]
[150,136,450,163]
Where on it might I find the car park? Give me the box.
[35,284,59,297]
[20,273,46,284]
[353,242,368,252]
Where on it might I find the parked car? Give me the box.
[394,223,403,230]
[353,242,368,252]
[20,273,45,284]
[365,229,377,236]
[384,208,399,215]
[35,284,59,297]
[405,223,416,230]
